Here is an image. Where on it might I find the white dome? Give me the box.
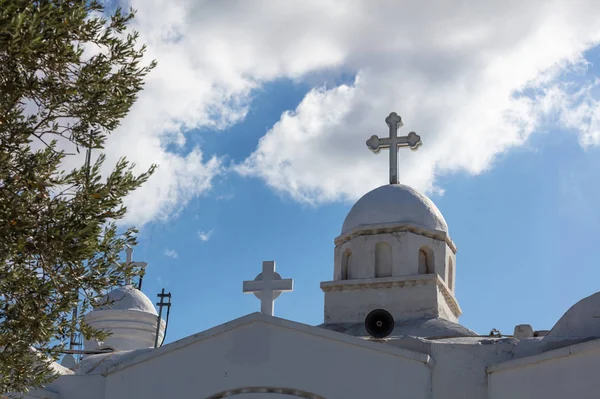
[341,184,448,235]
[96,285,157,315]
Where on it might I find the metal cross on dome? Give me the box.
[243,261,293,316]
[366,112,422,184]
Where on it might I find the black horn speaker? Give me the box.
[365,309,395,338]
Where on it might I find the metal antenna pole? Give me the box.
[154,289,171,348]
[69,131,94,352]
[69,306,78,351]
[84,129,93,185]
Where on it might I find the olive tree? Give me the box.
[0,0,157,394]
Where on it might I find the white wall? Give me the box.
[83,309,164,352]
[45,375,106,399]
[103,321,432,399]
[429,339,517,399]
[322,274,460,323]
[36,325,600,399]
[323,275,440,323]
[488,340,600,399]
[334,231,451,283]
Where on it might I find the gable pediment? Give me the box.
[102,313,432,399]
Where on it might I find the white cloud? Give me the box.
[230,2,600,202]
[37,0,600,224]
[216,193,235,201]
[164,249,178,259]
[539,79,600,147]
[219,0,600,201]
[197,230,214,242]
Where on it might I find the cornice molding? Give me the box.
[334,222,457,253]
[320,274,462,317]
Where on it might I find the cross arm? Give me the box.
[367,132,422,151]
[243,280,263,293]
[377,137,393,147]
[399,132,422,150]
[378,133,422,148]
[271,278,294,291]
[243,279,294,294]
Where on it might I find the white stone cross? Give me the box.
[124,246,148,286]
[243,261,294,316]
[366,112,422,184]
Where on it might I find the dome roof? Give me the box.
[341,184,448,235]
[96,285,157,315]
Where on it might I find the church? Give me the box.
[26,113,600,399]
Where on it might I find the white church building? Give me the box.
[27,113,600,399]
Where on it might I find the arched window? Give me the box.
[205,386,327,398]
[341,249,351,280]
[347,252,360,279]
[418,246,434,274]
[448,257,454,290]
[375,242,392,277]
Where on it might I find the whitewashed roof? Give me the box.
[73,312,432,376]
[319,317,477,339]
[546,292,600,339]
[341,184,448,235]
[96,285,157,315]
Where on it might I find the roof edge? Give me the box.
[22,388,61,399]
[486,337,600,374]
[102,313,432,376]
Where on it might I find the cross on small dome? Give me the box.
[242,261,293,316]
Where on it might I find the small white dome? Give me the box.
[341,184,448,235]
[96,285,157,315]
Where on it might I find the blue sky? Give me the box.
[87,1,600,343]
[129,52,600,343]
